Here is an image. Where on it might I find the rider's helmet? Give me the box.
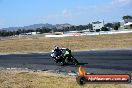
[54,45,60,50]
[55,46,59,50]
[66,48,69,51]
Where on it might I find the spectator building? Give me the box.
[92,20,104,32]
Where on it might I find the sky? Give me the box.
[0,0,132,28]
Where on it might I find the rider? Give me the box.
[53,46,62,61]
[53,46,71,63]
[65,48,70,56]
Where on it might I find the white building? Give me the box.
[124,22,132,29]
[26,32,40,35]
[120,16,132,29]
[124,18,132,23]
[92,21,104,31]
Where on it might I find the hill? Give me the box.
[0,23,72,31]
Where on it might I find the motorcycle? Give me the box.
[51,48,79,66]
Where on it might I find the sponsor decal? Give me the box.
[76,66,131,85]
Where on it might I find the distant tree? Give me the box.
[45,28,51,33]
[101,27,109,31]
[8,31,13,36]
[26,29,34,33]
[122,15,132,20]
[85,23,92,30]
[1,30,8,36]
[76,26,80,31]
[83,25,89,30]
[0,31,2,36]
[17,29,22,34]
[113,22,120,30]
[70,26,76,31]
[22,29,26,33]
[96,29,100,32]
[52,27,57,32]
[114,26,119,30]
[78,25,84,30]
[40,27,51,33]
[16,31,20,35]
[12,31,15,36]
[64,27,70,32]
[105,23,113,28]
[36,28,41,32]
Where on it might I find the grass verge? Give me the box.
[0,71,131,88]
[0,33,132,53]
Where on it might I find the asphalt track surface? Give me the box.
[0,49,132,75]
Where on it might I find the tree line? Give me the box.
[1,15,131,37]
[0,24,93,37]
[0,23,120,37]
[0,27,52,37]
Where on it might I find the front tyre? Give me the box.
[76,76,87,85]
[60,62,65,66]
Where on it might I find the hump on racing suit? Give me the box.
[61,48,71,56]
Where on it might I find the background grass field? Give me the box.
[0,33,132,53]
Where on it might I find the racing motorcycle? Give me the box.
[51,48,79,66]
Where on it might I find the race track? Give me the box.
[0,49,132,75]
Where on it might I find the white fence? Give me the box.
[81,30,132,35]
[45,30,132,37]
[45,35,64,38]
